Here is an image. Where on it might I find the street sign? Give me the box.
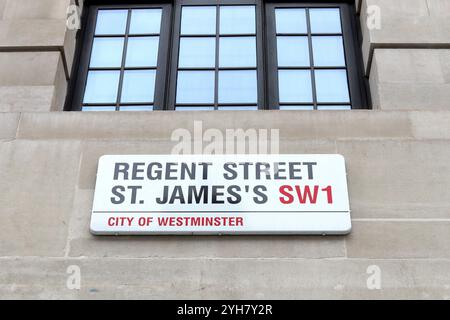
[90,154,351,235]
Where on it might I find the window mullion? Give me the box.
[214,5,220,110]
[115,9,132,111]
[305,8,318,110]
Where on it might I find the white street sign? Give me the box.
[90,154,351,235]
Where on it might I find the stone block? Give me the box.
[347,221,450,259]
[0,140,81,257]
[337,140,450,219]
[0,52,66,111]
[0,112,19,139]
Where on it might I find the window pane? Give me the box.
[312,36,345,67]
[83,71,120,104]
[125,37,159,67]
[218,106,258,110]
[279,105,314,110]
[95,10,128,35]
[277,36,309,67]
[119,105,154,111]
[315,70,350,103]
[309,8,342,34]
[176,71,215,104]
[218,70,257,104]
[179,37,215,68]
[121,70,156,103]
[317,105,351,110]
[278,70,312,103]
[181,6,216,35]
[220,6,255,35]
[176,106,215,111]
[129,9,162,34]
[219,37,256,68]
[90,38,124,68]
[82,106,116,112]
[275,9,307,34]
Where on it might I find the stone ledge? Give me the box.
[15,110,416,141]
[0,257,449,299]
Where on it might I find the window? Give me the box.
[69,3,172,111]
[168,1,264,111]
[265,3,366,110]
[67,1,368,111]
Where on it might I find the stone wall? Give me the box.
[0,0,449,299]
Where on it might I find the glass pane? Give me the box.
[218,70,257,104]
[315,70,350,103]
[176,71,215,104]
[279,105,314,110]
[312,36,345,67]
[125,37,159,67]
[220,6,255,35]
[119,105,154,111]
[181,6,216,35]
[278,70,312,103]
[179,37,215,68]
[82,106,116,112]
[83,71,120,104]
[317,105,351,110]
[90,38,124,68]
[309,8,342,34]
[275,9,307,34]
[176,106,215,111]
[95,10,128,35]
[218,106,258,110]
[219,37,256,68]
[129,9,162,34]
[277,36,309,67]
[121,70,156,103]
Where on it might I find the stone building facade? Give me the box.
[0,0,450,299]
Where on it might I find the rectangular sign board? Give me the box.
[90,154,351,235]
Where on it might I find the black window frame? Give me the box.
[67,2,173,111]
[168,0,266,110]
[266,1,367,110]
[66,0,370,111]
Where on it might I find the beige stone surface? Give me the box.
[1,257,450,299]
[360,0,450,71]
[0,86,56,112]
[0,52,60,86]
[51,54,68,111]
[16,111,414,140]
[0,0,6,18]
[347,221,450,259]
[337,139,450,219]
[410,111,450,139]
[2,0,70,20]
[0,140,81,257]
[369,49,450,110]
[0,19,67,48]
[0,0,76,85]
[0,112,19,139]
[0,52,66,111]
